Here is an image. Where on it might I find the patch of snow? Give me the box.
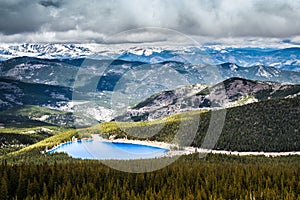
[256,66,271,78]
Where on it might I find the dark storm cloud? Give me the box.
[0,0,51,34]
[0,0,300,43]
[39,0,62,8]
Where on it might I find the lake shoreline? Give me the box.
[47,134,300,158]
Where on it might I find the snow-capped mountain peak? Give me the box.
[127,47,163,56]
[0,43,95,60]
[0,43,300,73]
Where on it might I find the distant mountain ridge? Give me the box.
[1,57,300,89]
[0,43,300,72]
[115,77,300,121]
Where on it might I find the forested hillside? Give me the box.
[101,96,300,152]
[1,154,300,199]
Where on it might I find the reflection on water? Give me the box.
[48,140,168,160]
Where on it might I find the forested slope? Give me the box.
[101,96,300,152]
[1,154,300,199]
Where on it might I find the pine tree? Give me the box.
[64,180,72,199]
[0,177,9,200]
[41,183,49,200]
[16,171,26,199]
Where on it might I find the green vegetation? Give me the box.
[3,105,69,118]
[94,110,206,143]
[0,112,53,128]
[0,128,76,164]
[0,77,72,111]
[97,96,300,152]
[196,87,210,95]
[0,126,71,158]
[0,104,76,161]
[235,95,256,105]
[1,154,300,199]
[0,105,74,128]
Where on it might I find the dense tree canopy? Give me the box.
[1,154,300,199]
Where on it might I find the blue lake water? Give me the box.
[48,140,169,160]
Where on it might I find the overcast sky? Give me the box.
[0,0,300,43]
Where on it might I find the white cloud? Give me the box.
[0,0,300,43]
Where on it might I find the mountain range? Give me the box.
[0,46,300,127]
[115,77,300,121]
[1,57,300,89]
[0,43,300,72]
[1,74,300,127]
